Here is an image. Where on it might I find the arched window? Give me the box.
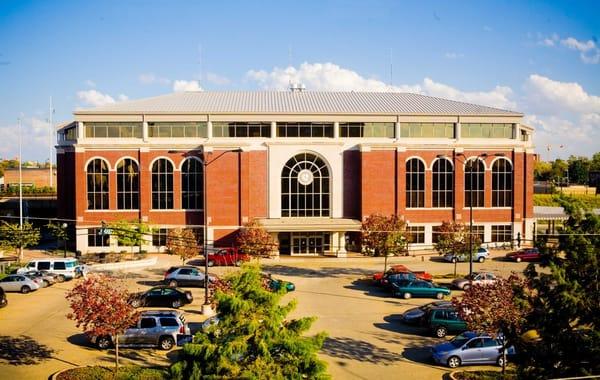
[116,159,139,210]
[281,153,330,217]
[406,158,425,208]
[464,158,485,207]
[152,158,174,209]
[87,158,109,210]
[492,158,513,207]
[182,158,204,210]
[433,158,453,208]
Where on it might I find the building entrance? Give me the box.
[278,232,331,255]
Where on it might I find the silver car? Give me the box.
[0,274,41,293]
[451,272,498,290]
[431,331,515,368]
[23,270,58,287]
[164,266,216,288]
[92,310,190,350]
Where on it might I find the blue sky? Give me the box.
[0,0,599,162]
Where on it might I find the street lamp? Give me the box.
[62,223,68,258]
[170,148,242,316]
[437,152,504,283]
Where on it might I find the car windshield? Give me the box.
[450,333,473,348]
[66,261,78,268]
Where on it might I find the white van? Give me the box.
[17,258,83,280]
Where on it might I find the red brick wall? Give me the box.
[361,150,396,218]
[343,150,361,219]
[4,168,56,188]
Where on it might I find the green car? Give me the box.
[425,306,468,338]
[392,280,450,300]
[263,273,295,292]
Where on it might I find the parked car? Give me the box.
[163,266,216,288]
[129,286,193,309]
[451,272,498,290]
[392,280,451,300]
[206,247,251,267]
[17,258,83,281]
[424,306,468,338]
[431,331,516,368]
[23,270,59,287]
[443,248,490,263]
[401,301,452,325]
[505,247,541,262]
[0,287,7,308]
[91,310,191,350]
[0,274,41,293]
[373,265,433,285]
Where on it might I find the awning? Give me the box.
[257,217,362,232]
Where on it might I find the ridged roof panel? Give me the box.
[76,91,521,116]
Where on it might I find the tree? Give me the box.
[236,219,278,259]
[109,219,151,256]
[170,263,329,380]
[518,197,600,379]
[567,155,590,185]
[166,228,199,264]
[46,221,69,256]
[66,274,139,372]
[434,221,481,257]
[0,221,41,261]
[452,275,531,374]
[534,160,552,181]
[361,214,408,275]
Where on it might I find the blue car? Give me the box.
[431,331,515,368]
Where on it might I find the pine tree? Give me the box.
[170,263,329,380]
[519,196,600,378]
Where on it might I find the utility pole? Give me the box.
[18,116,24,261]
[49,97,54,188]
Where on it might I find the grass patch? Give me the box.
[56,366,167,380]
[453,369,517,380]
[534,194,600,208]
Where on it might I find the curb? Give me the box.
[89,257,158,271]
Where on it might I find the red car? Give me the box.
[372,264,433,285]
[206,247,251,267]
[505,247,541,262]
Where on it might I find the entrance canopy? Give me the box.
[257,217,362,232]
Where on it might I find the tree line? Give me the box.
[535,152,600,185]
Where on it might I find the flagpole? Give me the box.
[49,97,54,188]
[18,116,24,261]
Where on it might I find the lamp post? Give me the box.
[170,148,242,316]
[437,152,504,282]
[62,222,68,258]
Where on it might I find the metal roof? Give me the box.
[76,91,522,116]
[534,206,600,220]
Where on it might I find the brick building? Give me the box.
[3,167,56,190]
[56,91,535,255]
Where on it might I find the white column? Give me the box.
[395,121,401,140]
[77,121,84,139]
[207,120,213,139]
[334,121,340,139]
[455,122,461,140]
[336,231,347,257]
[270,232,280,259]
[271,121,277,138]
[142,121,149,142]
[514,123,520,140]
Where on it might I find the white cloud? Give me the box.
[538,34,599,64]
[561,37,596,52]
[205,72,231,85]
[0,117,53,161]
[525,74,600,114]
[77,89,116,107]
[139,73,171,85]
[246,62,515,110]
[538,33,559,47]
[84,79,96,88]
[173,80,202,92]
[444,52,464,59]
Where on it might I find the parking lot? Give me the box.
[0,250,530,380]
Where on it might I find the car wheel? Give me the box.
[435,326,447,338]
[403,292,411,299]
[435,292,444,300]
[516,257,522,263]
[447,356,461,368]
[21,286,31,294]
[497,355,506,367]
[130,298,142,308]
[172,299,182,308]
[478,257,485,263]
[57,275,66,283]
[97,336,112,349]
[159,336,175,350]
[451,257,458,263]
[169,280,178,288]
[207,260,214,267]
[43,280,50,287]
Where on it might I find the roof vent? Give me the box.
[289,83,306,92]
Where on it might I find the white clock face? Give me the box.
[297,169,314,186]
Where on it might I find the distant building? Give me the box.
[2,168,56,190]
[56,91,536,255]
